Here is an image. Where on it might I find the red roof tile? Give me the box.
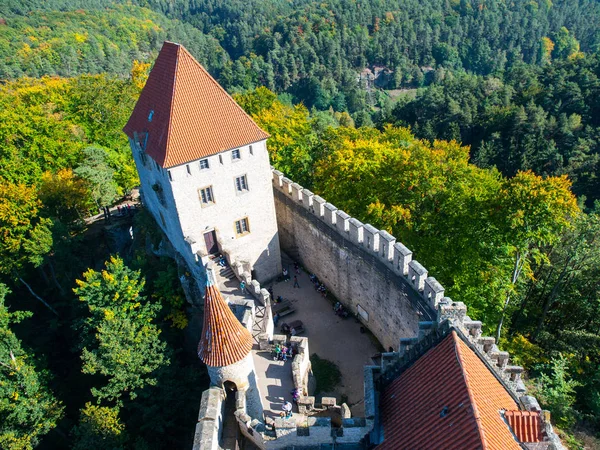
[505,410,543,443]
[197,268,253,367]
[377,331,521,450]
[123,41,269,168]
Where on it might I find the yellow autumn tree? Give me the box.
[38,168,92,228]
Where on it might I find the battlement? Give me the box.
[272,169,443,313]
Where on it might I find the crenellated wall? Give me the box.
[272,169,438,351]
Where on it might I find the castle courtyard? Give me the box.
[215,255,381,419]
[268,260,382,416]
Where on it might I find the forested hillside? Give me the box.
[0,5,227,78]
[388,57,600,204]
[1,0,599,447]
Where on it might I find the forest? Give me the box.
[0,0,599,448]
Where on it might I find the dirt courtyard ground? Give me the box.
[269,256,382,415]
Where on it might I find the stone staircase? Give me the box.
[216,262,266,345]
[219,264,235,280]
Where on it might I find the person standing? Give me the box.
[240,280,246,292]
[293,276,300,288]
[282,401,293,418]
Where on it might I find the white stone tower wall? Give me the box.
[207,352,263,419]
[128,138,207,290]
[167,140,281,283]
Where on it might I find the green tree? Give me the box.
[494,172,579,341]
[74,146,119,209]
[0,180,53,276]
[71,403,127,450]
[534,355,580,428]
[0,284,63,449]
[74,257,168,402]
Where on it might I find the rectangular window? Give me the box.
[235,175,248,192]
[199,159,210,170]
[235,217,250,236]
[232,149,241,160]
[249,145,253,155]
[219,154,223,165]
[199,186,215,206]
[186,164,191,175]
[168,170,173,182]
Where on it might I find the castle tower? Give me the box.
[198,265,262,418]
[123,41,281,291]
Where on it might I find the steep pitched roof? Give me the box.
[377,331,521,450]
[123,41,269,168]
[197,268,253,367]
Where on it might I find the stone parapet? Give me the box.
[290,336,311,394]
[270,168,446,313]
[192,387,224,450]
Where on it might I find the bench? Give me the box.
[281,320,305,336]
[272,300,296,317]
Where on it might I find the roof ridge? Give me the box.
[452,330,489,449]
[176,44,269,136]
[163,43,180,167]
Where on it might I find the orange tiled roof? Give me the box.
[123,42,269,168]
[505,410,543,443]
[197,268,253,367]
[377,331,521,450]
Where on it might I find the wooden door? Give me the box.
[203,230,218,255]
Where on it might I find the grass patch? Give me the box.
[311,353,342,394]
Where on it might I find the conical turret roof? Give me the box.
[197,266,253,367]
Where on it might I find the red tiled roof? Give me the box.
[377,331,521,450]
[197,268,253,367]
[123,41,269,168]
[505,410,543,443]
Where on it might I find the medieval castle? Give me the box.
[124,42,565,450]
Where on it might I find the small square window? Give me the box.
[232,149,241,160]
[235,217,250,236]
[199,159,210,170]
[199,186,215,206]
[234,175,248,192]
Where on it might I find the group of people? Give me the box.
[309,273,328,297]
[280,388,302,418]
[273,343,294,362]
[280,322,298,336]
[116,204,136,217]
[334,301,350,318]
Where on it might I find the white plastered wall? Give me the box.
[166,140,281,283]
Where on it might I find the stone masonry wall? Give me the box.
[272,170,437,351]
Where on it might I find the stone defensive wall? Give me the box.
[272,169,443,351]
